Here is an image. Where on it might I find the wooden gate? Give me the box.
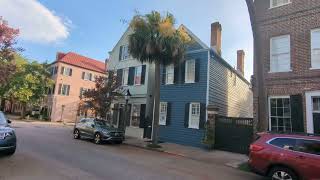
[215,116,254,154]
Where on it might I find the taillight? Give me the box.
[250,144,264,152]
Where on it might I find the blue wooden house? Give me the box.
[159,22,253,148]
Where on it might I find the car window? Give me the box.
[0,112,7,125]
[296,139,320,155]
[79,119,87,124]
[269,138,297,149]
[85,119,94,127]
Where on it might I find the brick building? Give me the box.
[253,0,320,134]
[44,52,106,122]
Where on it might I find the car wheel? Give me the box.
[74,129,80,139]
[269,166,298,180]
[114,140,123,144]
[6,147,16,156]
[94,133,102,144]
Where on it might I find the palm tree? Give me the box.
[128,11,191,146]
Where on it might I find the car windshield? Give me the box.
[95,120,112,128]
[0,112,7,125]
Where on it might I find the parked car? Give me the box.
[73,118,124,144]
[248,132,320,180]
[0,111,16,155]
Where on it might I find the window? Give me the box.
[159,102,168,125]
[131,104,141,127]
[269,138,296,149]
[48,84,56,95]
[119,45,130,61]
[82,72,93,81]
[270,0,291,8]
[269,97,292,132]
[189,103,200,129]
[165,65,174,85]
[122,68,129,86]
[185,59,195,83]
[58,84,70,96]
[134,66,142,85]
[61,67,73,76]
[79,88,88,98]
[313,97,320,113]
[270,35,291,72]
[296,139,320,155]
[311,29,320,69]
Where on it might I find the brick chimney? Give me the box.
[237,50,245,76]
[56,52,66,61]
[211,22,222,55]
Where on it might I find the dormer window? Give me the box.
[119,45,130,61]
[270,0,291,8]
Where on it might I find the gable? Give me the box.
[179,24,209,52]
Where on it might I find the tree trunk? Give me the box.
[21,103,26,119]
[152,62,161,145]
[0,98,5,112]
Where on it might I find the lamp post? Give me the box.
[123,89,131,134]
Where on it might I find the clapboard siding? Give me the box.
[209,55,253,118]
[159,50,208,147]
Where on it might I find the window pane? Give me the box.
[269,97,291,132]
[270,138,296,149]
[131,105,141,127]
[134,66,142,85]
[166,65,174,84]
[185,60,195,83]
[271,36,290,72]
[313,97,320,111]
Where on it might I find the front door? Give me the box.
[306,91,320,134]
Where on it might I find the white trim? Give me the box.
[159,102,167,126]
[206,50,210,122]
[270,35,291,73]
[269,0,291,9]
[188,102,200,129]
[268,95,290,131]
[306,91,320,134]
[185,59,196,83]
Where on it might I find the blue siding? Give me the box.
[159,50,208,148]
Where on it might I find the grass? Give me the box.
[238,162,251,172]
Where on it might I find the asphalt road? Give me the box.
[0,122,265,180]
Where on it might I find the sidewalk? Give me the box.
[123,136,248,168]
[7,114,75,127]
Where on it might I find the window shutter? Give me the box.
[184,103,190,128]
[141,65,146,85]
[119,46,123,60]
[195,59,200,82]
[69,69,73,76]
[128,67,135,85]
[52,84,55,95]
[199,103,206,129]
[181,61,186,83]
[89,73,92,81]
[58,84,62,95]
[174,65,179,84]
[82,72,85,79]
[67,85,70,96]
[162,65,166,85]
[166,103,171,126]
[126,104,131,127]
[290,95,304,132]
[139,104,146,128]
[116,69,123,86]
[61,67,65,75]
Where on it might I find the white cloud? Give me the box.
[0,0,70,43]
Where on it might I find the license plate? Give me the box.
[0,133,4,140]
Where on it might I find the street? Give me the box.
[0,122,264,180]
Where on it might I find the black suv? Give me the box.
[0,111,16,155]
[73,118,124,144]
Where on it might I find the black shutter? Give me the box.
[128,67,135,85]
[162,65,166,85]
[112,104,119,125]
[126,104,131,126]
[61,66,64,75]
[166,103,171,126]
[139,104,146,128]
[69,68,73,76]
[313,113,320,134]
[82,72,85,79]
[52,84,55,95]
[141,65,146,85]
[116,69,123,86]
[195,59,200,83]
[119,46,123,61]
[67,85,70,96]
[181,61,186,83]
[199,103,206,129]
[173,65,179,84]
[58,84,62,95]
[290,95,304,132]
[184,103,190,128]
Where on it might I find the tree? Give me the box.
[3,57,53,118]
[81,72,122,119]
[128,11,191,146]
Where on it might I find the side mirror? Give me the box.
[7,120,12,124]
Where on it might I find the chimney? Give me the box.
[56,52,66,61]
[237,50,245,76]
[211,22,222,55]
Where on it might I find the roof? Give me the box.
[52,52,106,74]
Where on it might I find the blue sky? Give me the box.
[0,0,253,80]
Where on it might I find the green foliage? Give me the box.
[202,121,215,150]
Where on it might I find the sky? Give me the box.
[0,0,253,80]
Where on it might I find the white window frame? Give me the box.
[122,68,129,86]
[185,59,196,83]
[306,91,320,134]
[84,72,92,81]
[159,102,168,126]
[62,67,72,76]
[120,45,130,61]
[270,35,291,73]
[270,0,291,9]
[311,29,320,69]
[268,96,292,132]
[134,66,142,85]
[60,84,70,96]
[165,65,174,85]
[188,103,200,129]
